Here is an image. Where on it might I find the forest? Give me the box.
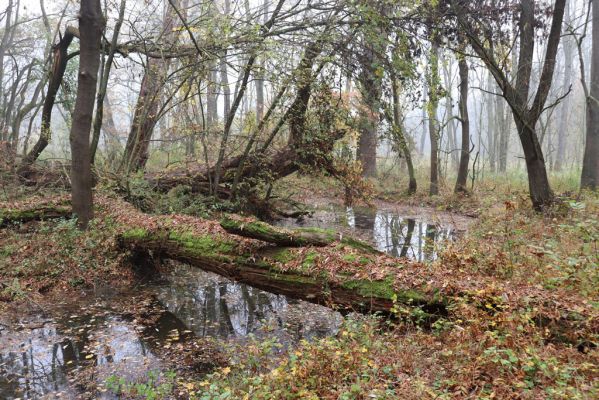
[0,0,597,398]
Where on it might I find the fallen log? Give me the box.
[220,215,381,254]
[117,227,447,316]
[0,204,71,227]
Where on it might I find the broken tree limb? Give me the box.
[220,215,381,254]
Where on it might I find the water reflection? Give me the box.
[0,313,160,399]
[277,206,457,261]
[155,264,343,342]
[0,265,342,399]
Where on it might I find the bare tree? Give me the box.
[452,0,567,210]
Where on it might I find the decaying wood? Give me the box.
[117,228,447,316]
[220,215,381,253]
[0,204,71,226]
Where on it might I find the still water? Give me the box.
[0,264,343,399]
[276,206,458,261]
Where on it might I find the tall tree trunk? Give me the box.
[0,0,16,141]
[357,44,382,178]
[486,73,497,173]
[255,0,269,123]
[442,60,458,168]
[120,0,178,173]
[428,40,440,195]
[515,118,554,207]
[455,54,470,193]
[420,80,428,155]
[581,0,599,190]
[70,0,104,229]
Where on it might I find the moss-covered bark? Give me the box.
[118,227,446,315]
[220,216,381,254]
[0,204,71,227]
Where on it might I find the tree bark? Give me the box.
[220,216,380,252]
[554,3,573,172]
[117,228,445,315]
[455,54,470,193]
[69,0,104,229]
[581,0,599,190]
[357,43,382,178]
[120,1,179,173]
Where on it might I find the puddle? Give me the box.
[0,264,342,399]
[275,205,461,261]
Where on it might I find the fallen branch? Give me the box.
[0,204,71,227]
[220,215,381,254]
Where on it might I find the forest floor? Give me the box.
[0,174,597,399]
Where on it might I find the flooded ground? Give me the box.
[0,203,471,399]
[275,204,471,261]
[0,264,343,399]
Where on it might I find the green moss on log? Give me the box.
[168,231,236,256]
[0,205,72,227]
[121,228,149,240]
[220,216,380,253]
[119,222,448,315]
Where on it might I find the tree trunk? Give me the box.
[428,40,440,196]
[581,0,599,190]
[515,118,554,208]
[19,27,77,173]
[120,1,178,173]
[70,0,104,229]
[117,227,446,316]
[357,46,381,178]
[220,216,380,252]
[391,78,416,194]
[486,73,497,173]
[455,55,470,193]
[453,0,564,209]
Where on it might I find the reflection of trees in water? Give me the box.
[0,311,167,399]
[156,266,340,342]
[0,326,64,398]
[0,267,341,398]
[424,224,437,262]
[347,208,455,261]
[400,219,415,258]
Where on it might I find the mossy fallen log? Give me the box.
[0,204,72,227]
[117,228,447,316]
[220,216,381,254]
